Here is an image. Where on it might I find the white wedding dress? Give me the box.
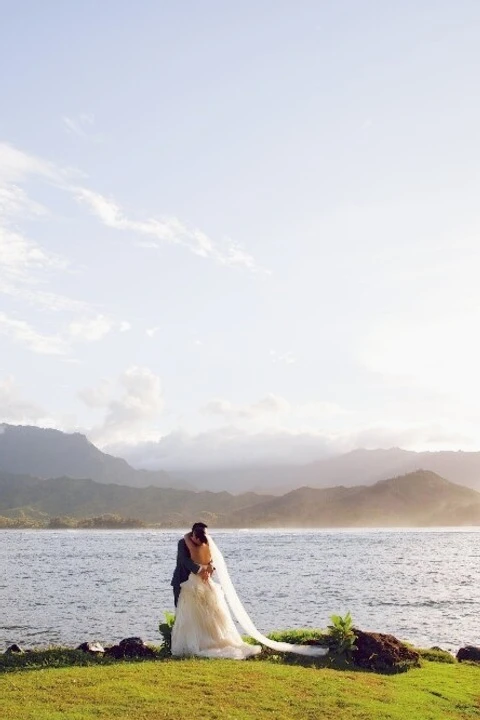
[171,535,328,660]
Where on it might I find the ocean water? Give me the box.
[1,528,479,652]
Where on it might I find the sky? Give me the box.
[1,1,480,469]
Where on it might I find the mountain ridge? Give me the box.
[3,424,480,498]
[1,469,479,528]
[0,424,192,490]
[170,447,480,493]
[221,470,480,527]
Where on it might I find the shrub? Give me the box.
[159,611,175,655]
[417,647,455,664]
[327,612,357,656]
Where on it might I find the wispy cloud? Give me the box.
[0,307,126,357]
[0,184,48,219]
[0,143,124,351]
[0,143,88,314]
[1,141,266,276]
[74,187,267,273]
[0,375,50,424]
[68,314,115,343]
[0,312,68,355]
[202,393,290,421]
[270,349,296,365]
[62,113,96,139]
[0,205,91,316]
[0,142,60,184]
[0,140,266,362]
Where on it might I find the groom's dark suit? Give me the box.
[171,538,201,606]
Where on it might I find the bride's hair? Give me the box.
[191,521,208,544]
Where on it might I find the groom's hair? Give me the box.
[192,521,208,544]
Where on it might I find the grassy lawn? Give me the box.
[1,658,479,720]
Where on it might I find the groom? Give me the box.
[171,521,212,607]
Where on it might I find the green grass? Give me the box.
[0,647,166,673]
[1,658,479,720]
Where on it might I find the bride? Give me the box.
[171,526,328,660]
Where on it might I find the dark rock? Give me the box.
[5,643,24,654]
[353,629,420,672]
[456,645,480,662]
[77,641,105,654]
[119,637,144,647]
[105,637,155,659]
[104,645,125,659]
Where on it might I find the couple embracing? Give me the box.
[170,522,328,660]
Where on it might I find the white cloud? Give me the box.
[0,312,68,355]
[0,184,65,282]
[0,224,65,280]
[62,113,95,138]
[0,309,119,356]
[0,141,266,334]
[0,376,50,424]
[0,139,263,371]
[75,188,124,227]
[202,393,291,421]
[109,414,480,473]
[81,366,164,446]
[78,379,114,409]
[270,349,296,365]
[109,426,333,470]
[146,326,159,338]
[0,144,92,319]
[0,193,87,314]
[0,142,59,184]
[0,184,48,219]
[0,144,136,353]
[74,187,266,273]
[68,314,114,342]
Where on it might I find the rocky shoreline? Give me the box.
[3,632,480,670]
[4,637,156,659]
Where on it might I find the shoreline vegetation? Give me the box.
[1,628,479,720]
[2,513,480,530]
[0,513,148,529]
[0,628,463,673]
[2,619,476,672]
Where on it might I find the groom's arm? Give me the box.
[177,539,202,575]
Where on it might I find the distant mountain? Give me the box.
[3,424,480,501]
[223,471,480,528]
[301,449,480,492]
[0,471,270,526]
[0,424,190,490]
[169,465,304,495]
[172,448,480,494]
[1,468,479,528]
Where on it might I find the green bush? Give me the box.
[0,648,114,673]
[327,612,357,656]
[159,611,176,655]
[267,629,329,646]
[416,647,456,664]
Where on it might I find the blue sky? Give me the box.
[1,1,480,468]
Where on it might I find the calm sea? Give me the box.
[1,528,479,652]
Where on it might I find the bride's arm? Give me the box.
[183,533,196,554]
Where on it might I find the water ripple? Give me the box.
[1,528,480,652]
